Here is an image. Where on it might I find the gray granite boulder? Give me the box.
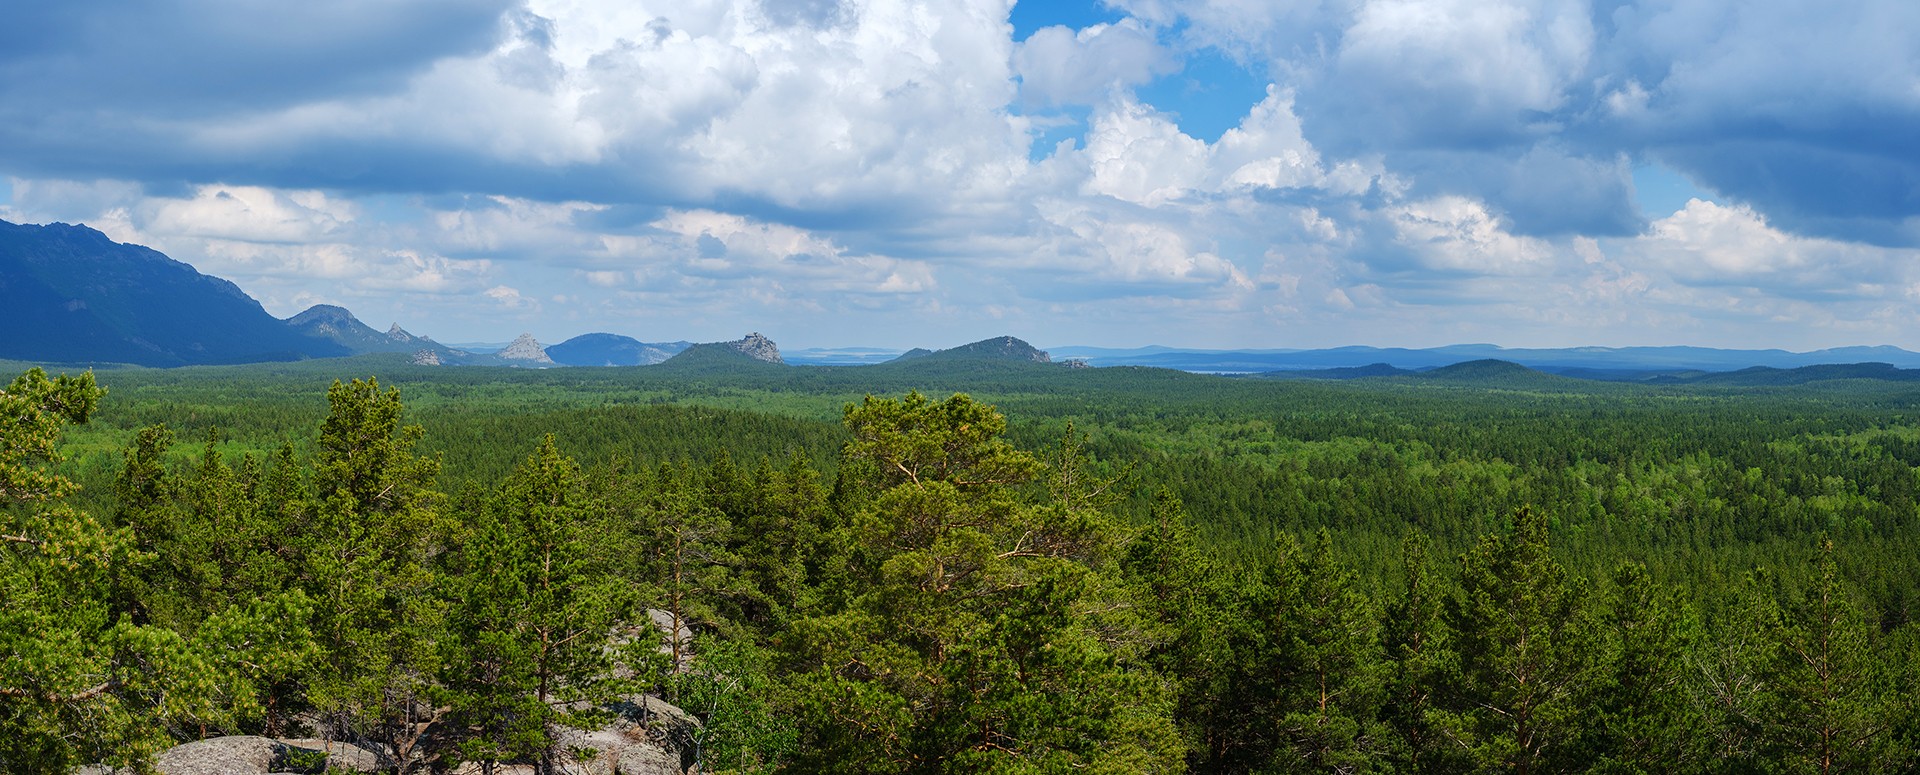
[153,736,287,775]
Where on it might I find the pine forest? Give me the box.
[6,354,1920,774]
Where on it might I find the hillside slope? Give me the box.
[0,219,345,366]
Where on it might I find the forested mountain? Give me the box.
[660,332,785,369]
[1411,358,1575,388]
[285,304,454,358]
[546,333,689,366]
[1655,362,1920,386]
[0,219,346,366]
[887,335,1051,364]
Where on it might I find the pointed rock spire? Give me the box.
[499,333,554,364]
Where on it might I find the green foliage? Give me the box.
[841,391,1044,492]
[439,435,632,773]
[299,378,447,759]
[779,392,1182,772]
[1378,532,1463,774]
[1581,562,1705,773]
[1751,543,1902,773]
[1119,492,1240,770]
[0,369,218,771]
[670,634,798,774]
[21,358,1920,773]
[1260,531,1388,772]
[1439,507,1601,774]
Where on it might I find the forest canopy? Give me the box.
[3,361,1919,773]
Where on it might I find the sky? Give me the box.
[1,0,1916,351]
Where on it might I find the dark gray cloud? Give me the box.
[1392,147,1645,237]
[1657,140,1920,246]
[1159,0,1920,242]
[0,0,514,114]
[0,0,520,193]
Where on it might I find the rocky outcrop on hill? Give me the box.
[962,336,1051,362]
[659,333,788,369]
[272,739,385,772]
[285,304,458,359]
[498,333,555,364]
[555,698,701,775]
[152,737,286,775]
[385,322,420,343]
[115,613,705,774]
[647,607,697,670]
[285,305,368,339]
[133,707,694,774]
[888,336,1052,365]
[727,332,784,364]
[411,349,442,366]
[85,477,712,775]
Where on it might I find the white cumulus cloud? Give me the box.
[1014,19,1177,107]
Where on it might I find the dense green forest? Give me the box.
[5,356,1920,773]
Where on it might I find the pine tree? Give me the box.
[1379,532,1463,774]
[1582,562,1706,773]
[111,423,177,624]
[296,377,446,761]
[1264,530,1387,773]
[440,436,630,774]
[1756,541,1898,773]
[780,393,1182,772]
[1439,506,1600,774]
[0,368,219,772]
[1119,492,1239,770]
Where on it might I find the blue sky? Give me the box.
[2,0,1916,350]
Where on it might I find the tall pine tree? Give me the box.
[440,435,631,774]
[297,378,445,761]
[1440,507,1600,774]
[0,369,219,772]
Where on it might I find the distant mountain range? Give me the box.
[784,347,908,366]
[12,217,1920,381]
[1046,343,1920,376]
[1250,358,1920,389]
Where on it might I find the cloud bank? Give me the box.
[0,0,1913,349]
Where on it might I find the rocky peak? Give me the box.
[499,333,554,364]
[992,336,1050,362]
[944,335,1050,363]
[385,322,417,342]
[727,332,784,364]
[287,304,357,325]
[285,304,367,337]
